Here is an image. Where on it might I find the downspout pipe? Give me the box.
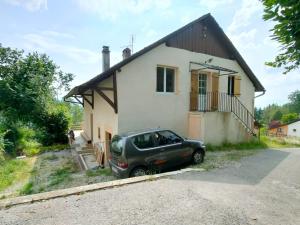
[255,90,266,98]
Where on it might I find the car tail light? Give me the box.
[117,161,128,169]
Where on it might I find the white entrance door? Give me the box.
[198,73,207,111]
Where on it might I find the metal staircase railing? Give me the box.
[231,96,256,136]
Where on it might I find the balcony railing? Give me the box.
[190,91,255,134]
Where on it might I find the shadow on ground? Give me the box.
[172,149,290,185]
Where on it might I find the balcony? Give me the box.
[190,91,234,112]
[190,91,255,133]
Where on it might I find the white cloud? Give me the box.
[199,0,234,9]
[228,0,262,33]
[41,30,75,39]
[76,0,172,21]
[5,0,47,11]
[23,33,99,64]
[228,28,259,50]
[22,31,123,68]
[263,36,280,49]
[256,69,300,107]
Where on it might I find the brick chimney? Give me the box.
[122,47,131,60]
[102,46,110,72]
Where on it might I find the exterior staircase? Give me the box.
[190,91,257,137]
[230,96,256,136]
[71,131,99,171]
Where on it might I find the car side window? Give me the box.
[155,131,182,146]
[132,133,155,149]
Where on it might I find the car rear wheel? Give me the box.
[192,150,204,164]
[130,167,147,177]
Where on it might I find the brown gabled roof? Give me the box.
[269,118,300,129]
[268,120,282,129]
[65,13,265,98]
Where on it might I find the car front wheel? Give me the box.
[192,150,204,164]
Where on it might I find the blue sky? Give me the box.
[1,0,299,108]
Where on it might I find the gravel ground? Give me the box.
[0,148,300,225]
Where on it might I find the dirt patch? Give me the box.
[0,149,115,198]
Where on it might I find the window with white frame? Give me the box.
[156,66,175,93]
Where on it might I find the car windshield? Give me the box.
[111,135,124,155]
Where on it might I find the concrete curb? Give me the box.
[0,168,204,209]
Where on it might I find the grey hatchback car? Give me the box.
[108,129,205,178]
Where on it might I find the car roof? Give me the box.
[118,128,166,138]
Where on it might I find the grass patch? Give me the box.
[43,154,59,161]
[260,136,300,148]
[19,182,33,195]
[39,144,68,153]
[0,158,34,192]
[86,168,112,177]
[48,160,77,187]
[49,167,72,186]
[22,144,69,157]
[206,140,267,151]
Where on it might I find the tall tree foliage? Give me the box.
[0,44,73,123]
[258,90,300,125]
[0,44,74,151]
[262,0,300,74]
[288,90,300,112]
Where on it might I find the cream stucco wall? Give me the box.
[116,44,255,143]
[82,77,118,144]
[189,112,252,144]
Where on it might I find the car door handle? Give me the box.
[160,148,166,152]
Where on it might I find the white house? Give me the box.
[65,14,265,159]
[287,120,300,137]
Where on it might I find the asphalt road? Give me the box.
[1,148,300,225]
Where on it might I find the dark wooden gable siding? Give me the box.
[166,19,232,59]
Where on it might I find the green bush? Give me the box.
[39,104,71,146]
[3,127,19,156]
[17,126,41,156]
[0,131,6,161]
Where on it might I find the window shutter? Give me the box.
[234,75,241,96]
[191,70,198,93]
[190,70,198,111]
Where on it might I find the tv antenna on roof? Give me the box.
[120,34,135,53]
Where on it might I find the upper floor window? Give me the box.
[228,75,241,96]
[156,66,175,93]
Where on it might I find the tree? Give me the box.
[255,107,264,123]
[272,110,283,121]
[0,44,73,123]
[67,104,83,126]
[0,44,74,152]
[288,90,300,112]
[261,0,300,74]
[262,104,283,123]
[282,113,299,124]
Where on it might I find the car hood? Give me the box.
[184,139,205,147]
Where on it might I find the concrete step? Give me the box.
[78,153,99,170]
